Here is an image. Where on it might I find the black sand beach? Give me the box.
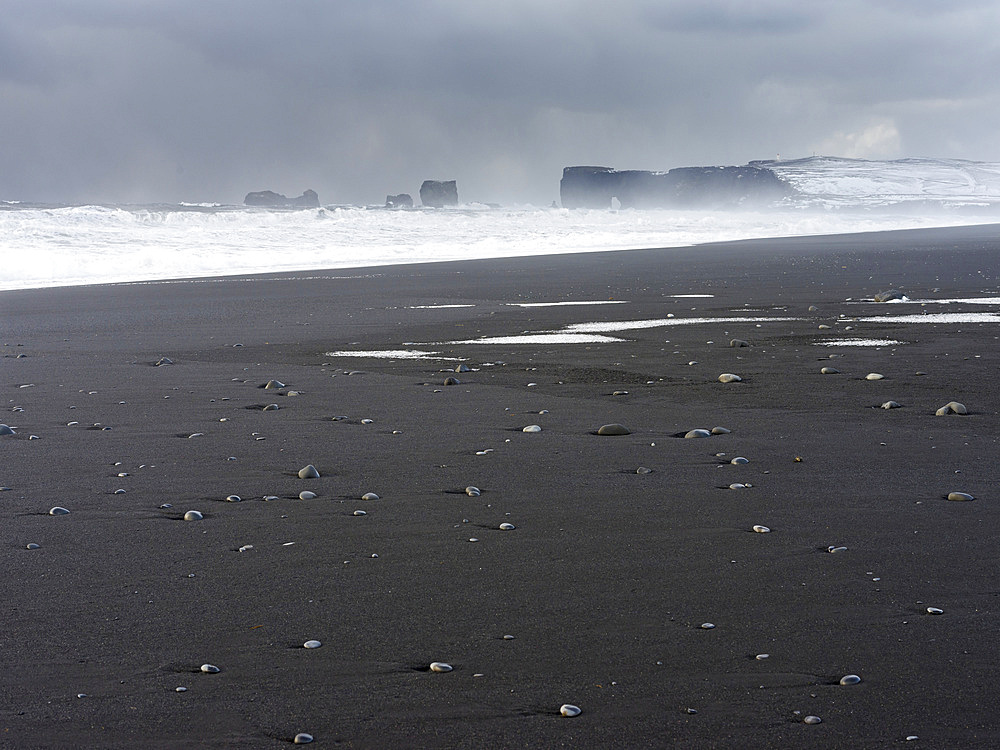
[3,224,1000,748]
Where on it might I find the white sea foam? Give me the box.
[0,196,995,291]
[563,316,801,333]
[324,349,464,360]
[815,339,907,347]
[509,300,627,307]
[441,333,627,345]
[858,312,1000,324]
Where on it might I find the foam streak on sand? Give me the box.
[858,312,1000,324]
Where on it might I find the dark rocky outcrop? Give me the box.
[419,180,458,208]
[244,189,320,208]
[560,165,794,209]
[386,193,413,209]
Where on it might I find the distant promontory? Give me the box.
[244,189,320,208]
[559,165,793,209]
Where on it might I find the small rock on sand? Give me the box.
[947,491,975,502]
[821,367,840,374]
[718,373,742,383]
[597,423,631,436]
[865,373,884,380]
[49,507,70,515]
[936,401,967,416]
[881,401,902,409]
[522,425,542,433]
[874,289,904,302]
[729,339,750,347]
[685,429,711,439]
[298,465,320,479]
[0,424,15,435]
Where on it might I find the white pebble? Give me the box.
[26,542,41,549]
[429,662,452,673]
[499,523,516,530]
[303,640,322,649]
[560,704,582,717]
[299,491,318,500]
[730,456,749,465]
[865,373,884,380]
[718,373,742,383]
[827,545,848,553]
[361,492,380,501]
[926,607,944,615]
[226,495,241,502]
[755,654,769,660]
[175,687,187,692]
[293,733,314,744]
[49,507,70,516]
[839,674,862,685]
[752,525,770,533]
[200,664,220,673]
[465,486,481,496]
[700,622,715,629]
[522,424,542,432]
[803,715,822,724]
[468,538,479,543]
[353,510,367,516]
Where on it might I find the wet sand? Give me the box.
[2,224,1000,748]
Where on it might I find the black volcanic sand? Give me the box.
[3,225,1000,748]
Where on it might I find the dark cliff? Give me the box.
[560,165,794,209]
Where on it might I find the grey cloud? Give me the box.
[0,0,998,205]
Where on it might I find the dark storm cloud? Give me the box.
[1,0,998,204]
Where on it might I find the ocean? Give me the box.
[3,157,999,292]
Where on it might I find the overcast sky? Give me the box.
[2,0,998,205]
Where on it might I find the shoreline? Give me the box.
[3,224,999,748]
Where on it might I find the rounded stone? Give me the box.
[298,464,320,479]
[718,373,742,383]
[48,506,70,516]
[710,426,731,435]
[361,492,380,501]
[499,523,516,530]
[839,674,862,685]
[936,401,967,416]
[522,424,542,433]
[303,640,322,649]
[293,734,314,745]
[263,380,286,389]
[597,423,631,436]
[865,373,884,380]
[827,545,848,553]
[443,377,461,386]
[0,424,16,435]
[183,510,204,521]
[700,622,715,629]
[225,495,241,503]
[684,429,711,439]
[881,401,901,409]
[353,510,367,516]
[947,491,974,502]
[821,367,840,374]
[729,483,747,490]
[926,607,944,615]
[465,486,481,497]
[729,339,750,348]
[26,542,41,549]
[636,466,652,474]
[262,403,280,411]
[730,456,749,465]
[752,525,771,533]
[200,664,220,673]
[429,662,453,673]
[803,715,822,725]
[298,491,318,500]
[560,704,582,717]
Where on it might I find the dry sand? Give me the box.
[2,224,1000,748]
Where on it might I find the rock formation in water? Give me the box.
[385,193,413,208]
[559,165,794,209]
[419,180,459,208]
[244,189,320,208]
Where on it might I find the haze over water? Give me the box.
[3,157,999,293]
